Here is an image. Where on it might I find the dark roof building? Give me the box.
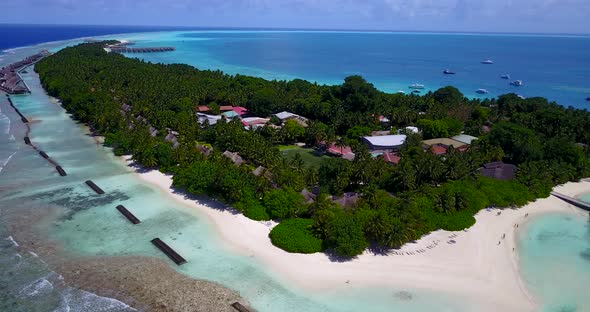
[479,161,517,180]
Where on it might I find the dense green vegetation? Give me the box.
[35,43,590,258]
[269,218,324,253]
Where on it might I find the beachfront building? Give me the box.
[274,111,309,127]
[362,134,407,153]
[479,161,517,180]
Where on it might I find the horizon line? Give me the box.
[1,23,590,37]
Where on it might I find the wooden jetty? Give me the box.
[55,166,67,176]
[150,238,187,265]
[550,192,590,212]
[85,180,105,194]
[109,47,175,53]
[116,205,141,224]
[231,302,252,312]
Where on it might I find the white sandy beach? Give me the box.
[122,156,590,312]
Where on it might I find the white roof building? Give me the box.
[197,113,222,126]
[274,111,299,120]
[363,135,407,151]
[274,111,308,126]
[451,134,478,145]
[398,126,419,135]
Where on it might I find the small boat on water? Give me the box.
[510,80,523,86]
[481,59,494,64]
[517,94,526,100]
[409,83,425,89]
[476,89,489,94]
[397,90,406,94]
[443,69,456,75]
[412,90,421,94]
[500,74,510,79]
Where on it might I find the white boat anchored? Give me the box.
[481,59,494,64]
[476,89,489,94]
[500,74,510,79]
[409,83,425,89]
[510,80,523,86]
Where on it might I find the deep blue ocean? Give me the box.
[0,24,179,52]
[128,31,590,108]
[2,25,590,108]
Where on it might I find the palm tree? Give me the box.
[335,137,347,155]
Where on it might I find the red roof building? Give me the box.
[197,105,210,112]
[327,143,353,156]
[431,144,448,155]
[233,106,249,116]
[219,105,233,112]
[382,152,401,164]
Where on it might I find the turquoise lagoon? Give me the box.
[0,32,589,311]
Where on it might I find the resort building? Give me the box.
[222,150,244,166]
[274,111,308,127]
[222,110,240,119]
[451,134,478,145]
[326,143,355,160]
[398,126,420,135]
[242,117,270,129]
[197,113,223,126]
[362,134,407,152]
[197,105,210,113]
[479,161,517,180]
[332,192,360,208]
[422,138,466,149]
[382,152,401,165]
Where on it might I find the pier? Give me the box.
[150,238,187,265]
[109,47,175,53]
[0,51,50,94]
[550,192,590,211]
[85,180,105,194]
[116,205,141,224]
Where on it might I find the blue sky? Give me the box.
[3,0,589,34]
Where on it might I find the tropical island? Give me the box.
[35,42,590,258]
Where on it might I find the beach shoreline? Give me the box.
[121,155,590,311]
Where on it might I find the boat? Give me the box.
[510,80,523,86]
[397,90,406,94]
[443,69,456,75]
[476,89,489,94]
[412,90,421,94]
[409,83,425,89]
[500,74,510,79]
[517,94,526,100]
[481,59,494,64]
